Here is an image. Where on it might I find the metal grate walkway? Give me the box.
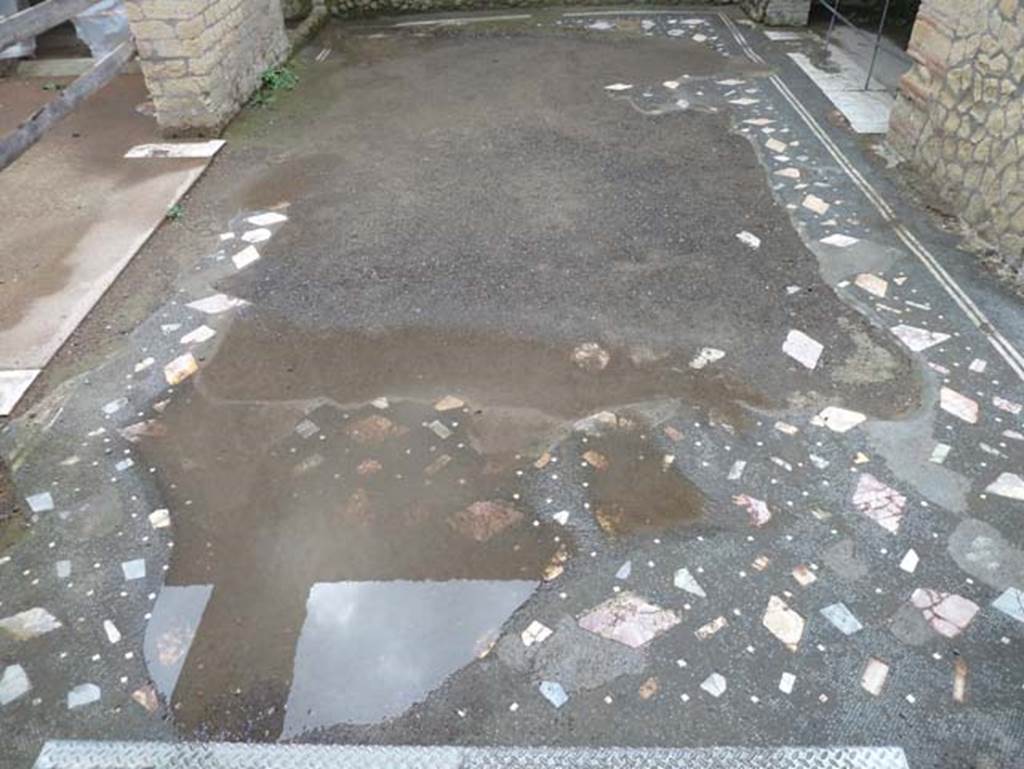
[34,742,910,769]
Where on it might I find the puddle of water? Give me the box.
[282,580,536,736]
[586,427,704,536]
[143,585,213,700]
[135,320,764,738]
[231,153,335,211]
[139,395,566,739]
[197,318,768,435]
[150,398,565,585]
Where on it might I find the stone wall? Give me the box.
[740,0,811,26]
[119,0,811,135]
[125,0,290,135]
[282,0,314,20]
[889,0,1024,273]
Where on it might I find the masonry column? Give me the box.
[889,0,1024,272]
[124,0,289,135]
[741,0,812,26]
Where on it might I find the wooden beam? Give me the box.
[0,0,101,50]
[0,39,135,172]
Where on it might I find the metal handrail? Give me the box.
[817,0,896,91]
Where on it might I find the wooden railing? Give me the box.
[0,0,136,171]
[0,0,98,49]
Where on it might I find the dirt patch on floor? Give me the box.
[0,456,27,551]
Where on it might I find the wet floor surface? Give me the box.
[219,24,917,422]
[2,10,1024,769]
[0,74,208,364]
[144,394,567,738]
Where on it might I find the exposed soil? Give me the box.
[0,456,27,551]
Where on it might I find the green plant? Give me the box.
[249,65,299,107]
[166,203,183,221]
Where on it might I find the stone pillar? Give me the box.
[281,0,313,21]
[125,0,290,136]
[741,0,812,26]
[889,0,1024,272]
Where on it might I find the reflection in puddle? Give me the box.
[141,397,566,739]
[196,321,768,432]
[143,585,212,700]
[283,580,536,737]
[587,427,704,536]
[136,322,765,739]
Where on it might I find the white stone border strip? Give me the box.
[0,370,40,417]
[33,741,910,769]
[787,51,894,134]
[717,12,1024,382]
[562,10,718,16]
[124,141,226,159]
[393,14,532,27]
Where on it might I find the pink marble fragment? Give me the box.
[733,494,772,527]
[910,588,979,638]
[852,473,906,533]
[578,592,680,648]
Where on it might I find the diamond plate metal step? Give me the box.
[34,741,909,769]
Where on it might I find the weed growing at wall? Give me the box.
[249,65,300,107]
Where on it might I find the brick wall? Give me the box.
[889,0,1024,273]
[125,0,290,135]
